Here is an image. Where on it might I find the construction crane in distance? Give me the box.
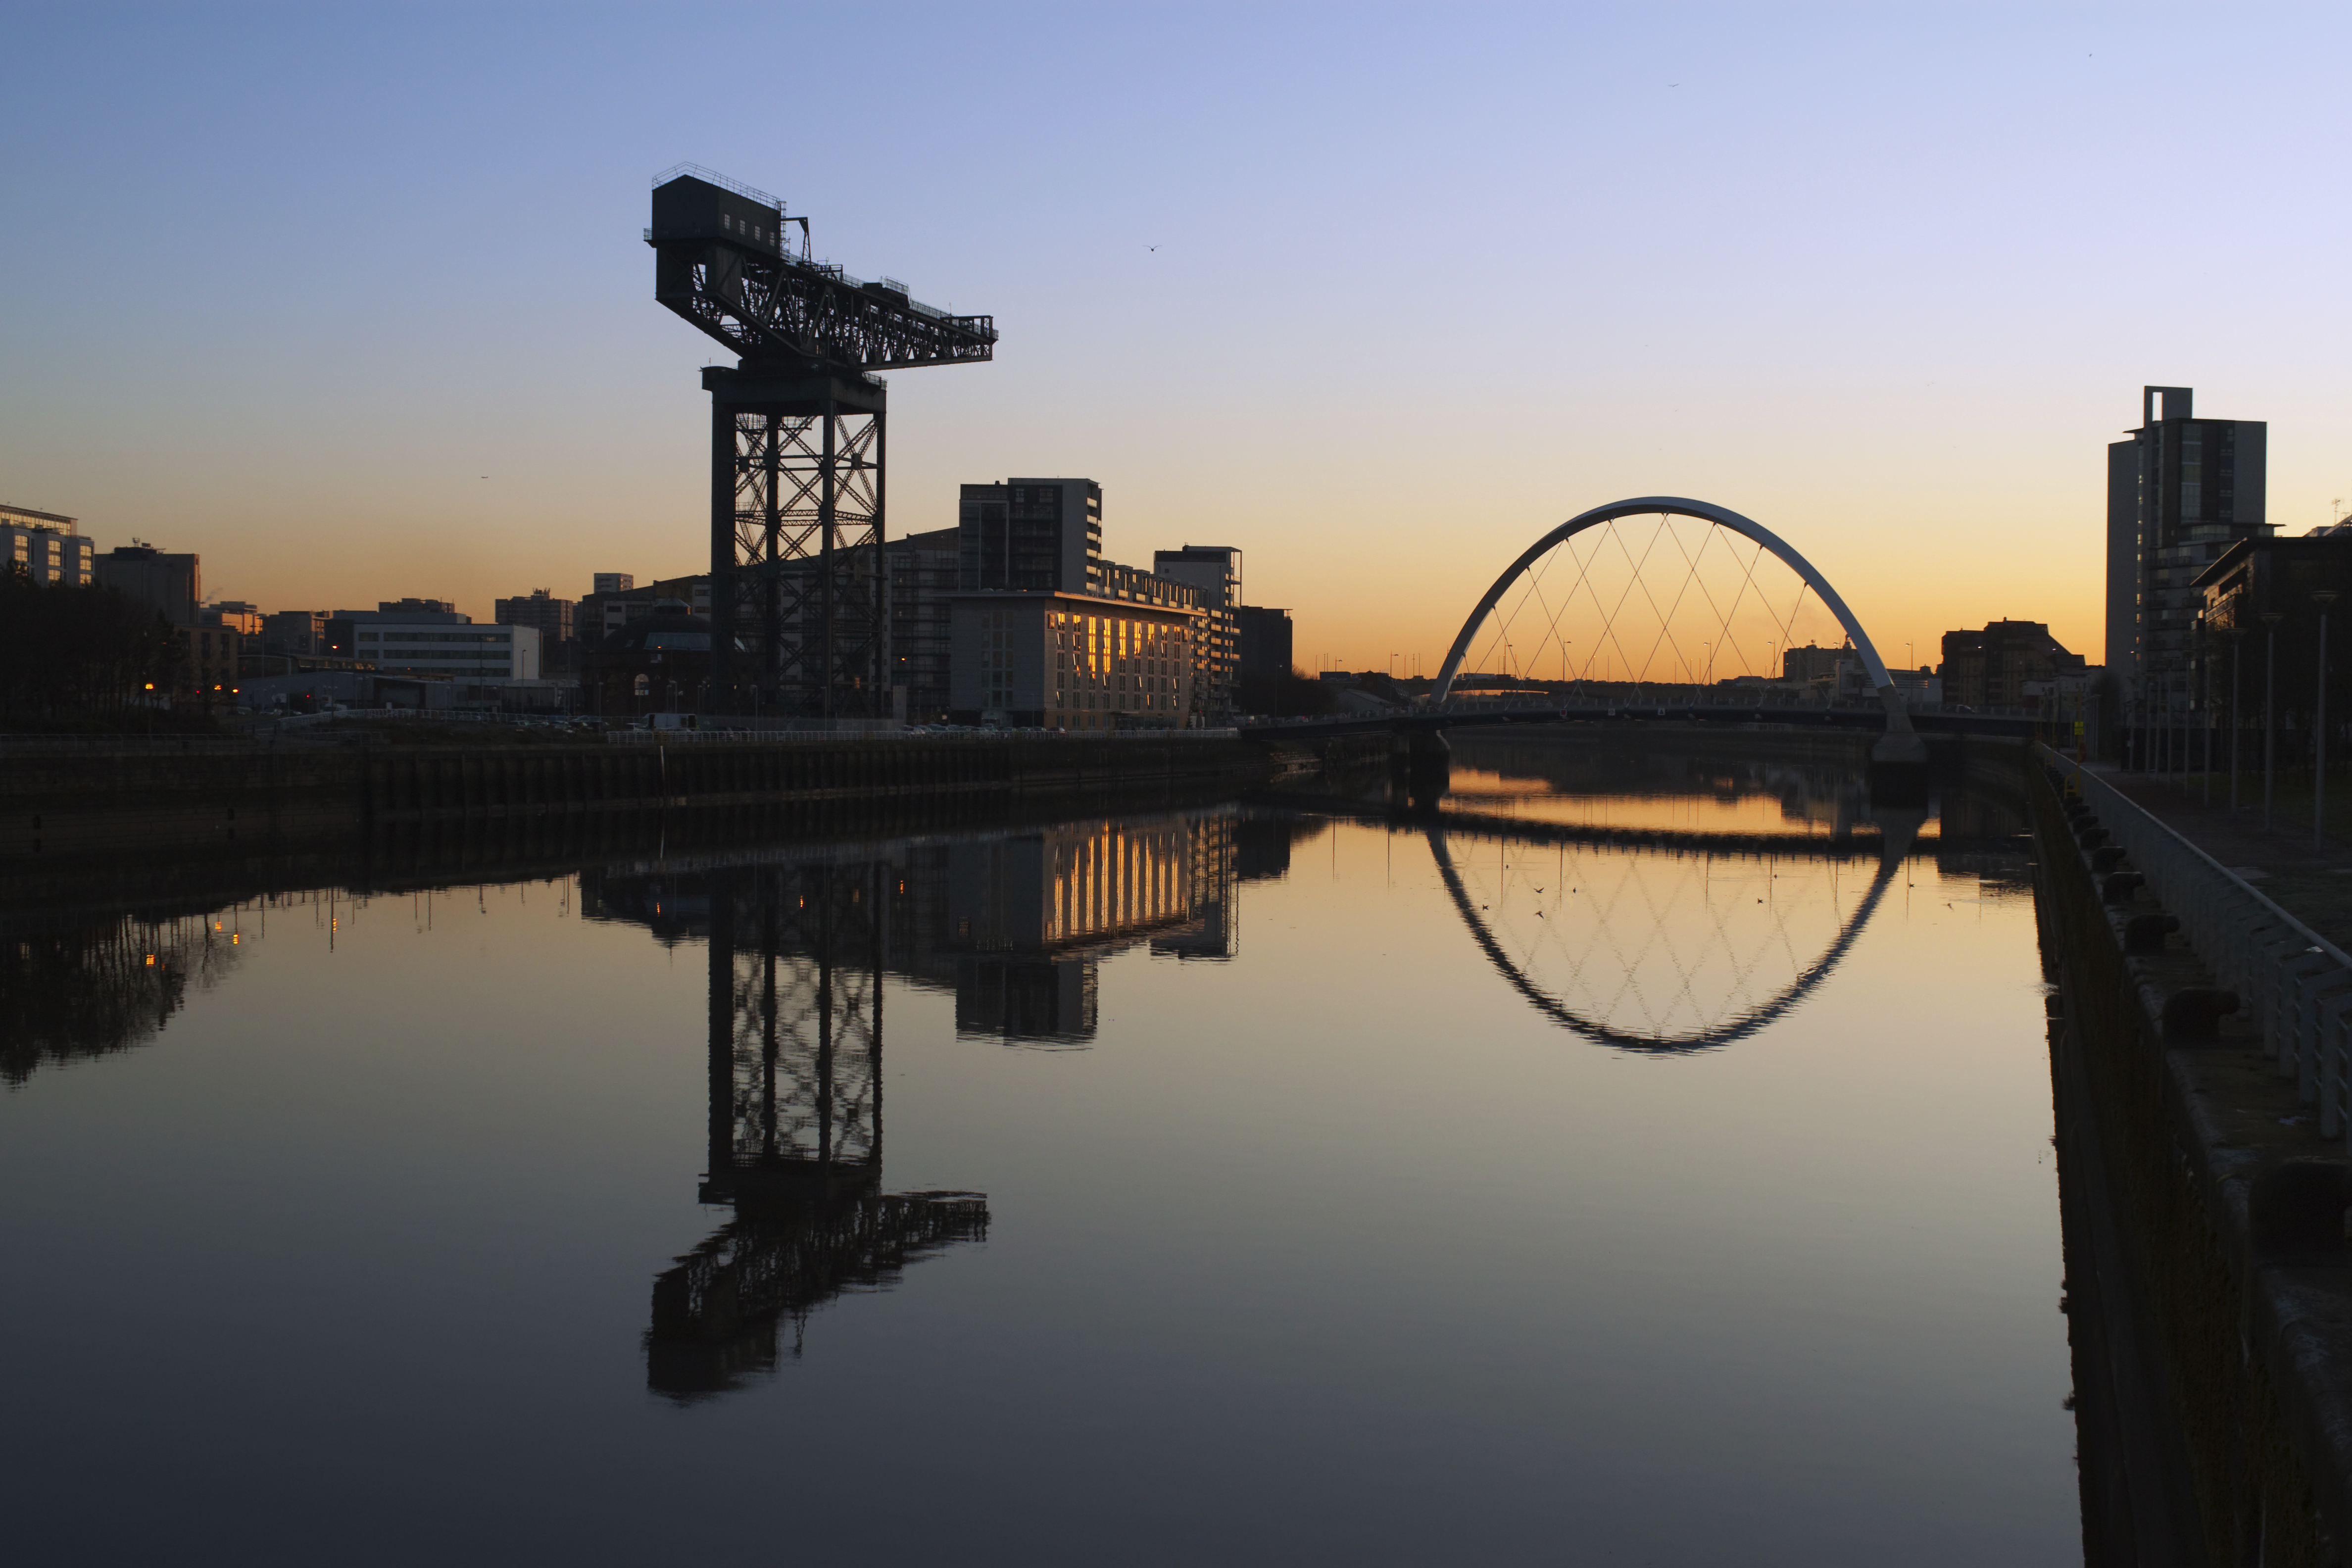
[647,164,997,719]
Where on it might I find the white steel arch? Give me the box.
[1431,496,1918,740]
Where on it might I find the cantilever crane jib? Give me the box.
[645,165,996,721]
[648,170,996,371]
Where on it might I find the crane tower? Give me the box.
[647,165,996,718]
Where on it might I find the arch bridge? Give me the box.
[1240,497,1967,761]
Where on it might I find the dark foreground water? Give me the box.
[0,737,2076,1564]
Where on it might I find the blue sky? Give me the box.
[5,1,2349,667]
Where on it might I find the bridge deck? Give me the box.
[1242,704,2048,742]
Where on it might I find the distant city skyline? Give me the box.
[5,3,2350,672]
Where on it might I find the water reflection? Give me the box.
[579,859,982,1397]
[945,816,1249,1043]
[2,901,285,1085]
[550,811,1346,1395]
[1428,822,1903,1052]
[1275,730,2029,1053]
[0,735,2077,1562]
[1434,730,1890,825]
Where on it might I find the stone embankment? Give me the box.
[2036,752,2352,1564]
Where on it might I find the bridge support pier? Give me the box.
[1390,729,1451,812]
[1867,684,1931,805]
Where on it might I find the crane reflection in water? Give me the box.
[579,810,1316,1398]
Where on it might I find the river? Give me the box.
[0,733,2079,1564]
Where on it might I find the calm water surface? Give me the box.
[1,738,2074,1564]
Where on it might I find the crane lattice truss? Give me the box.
[722,392,885,716]
[646,861,989,1396]
[706,862,883,1184]
[649,167,996,717]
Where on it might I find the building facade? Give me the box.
[2107,385,2269,720]
[1237,605,1293,681]
[202,600,263,638]
[328,603,540,680]
[582,575,711,641]
[2,505,95,588]
[582,602,715,716]
[1152,545,1241,718]
[176,625,242,708]
[2194,534,2352,723]
[354,623,540,680]
[1939,620,2087,710]
[496,589,577,670]
[260,610,329,658]
[887,526,962,721]
[948,592,1197,729]
[95,545,200,626]
[958,479,1102,593]
[1781,641,1845,685]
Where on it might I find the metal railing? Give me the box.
[649,162,783,210]
[606,727,1241,745]
[0,733,265,755]
[2046,744,2352,1145]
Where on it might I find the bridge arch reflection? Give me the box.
[1426,814,1906,1053]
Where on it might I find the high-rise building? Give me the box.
[592,572,636,595]
[2107,386,2268,719]
[95,544,200,626]
[1237,606,1293,681]
[941,479,1214,725]
[2,504,95,588]
[958,479,1102,592]
[1153,545,1242,717]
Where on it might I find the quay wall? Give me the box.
[1,734,1273,861]
[2033,759,2352,1565]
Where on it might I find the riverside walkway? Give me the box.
[2095,763,2352,952]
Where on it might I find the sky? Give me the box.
[4,1,2349,673]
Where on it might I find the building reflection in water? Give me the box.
[573,807,1320,1397]
[943,813,1258,1045]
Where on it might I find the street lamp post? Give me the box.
[2263,611,2285,833]
[2154,672,2173,780]
[2203,620,2214,806]
[2317,591,2339,852]
[2230,629,2242,813]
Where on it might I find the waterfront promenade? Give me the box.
[2098,765,2352,951]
